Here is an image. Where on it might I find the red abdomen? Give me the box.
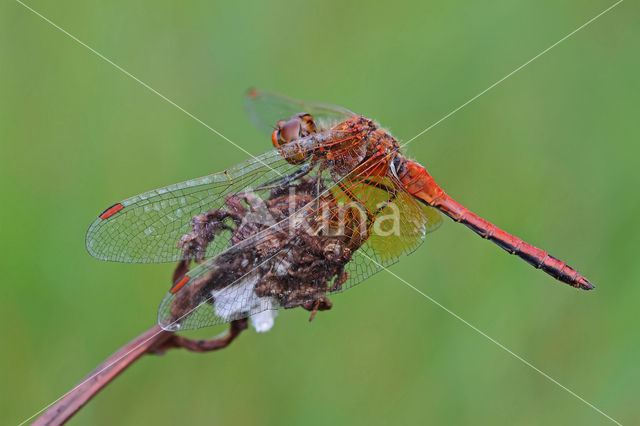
[395,157,594,290]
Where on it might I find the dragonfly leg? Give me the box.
[253,163,313,191]
[311,162,330,210]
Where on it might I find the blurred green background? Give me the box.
[2,0,638,424]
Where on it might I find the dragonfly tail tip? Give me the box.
[577,276,595,291]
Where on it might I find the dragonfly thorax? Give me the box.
[280,114,400,178]
[324,115,401,178]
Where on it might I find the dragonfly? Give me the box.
[86,89,594,332]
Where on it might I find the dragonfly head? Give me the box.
[272,113,317,163]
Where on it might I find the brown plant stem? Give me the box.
[32,319,248,426]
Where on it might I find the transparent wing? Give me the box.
[244,89,356,135]
[158,232,296,331]
[86,149,313,263]
[158,166,442,331]
[332,173,442,293]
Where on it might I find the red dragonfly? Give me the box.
[86,90,593,332]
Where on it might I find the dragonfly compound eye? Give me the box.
[272,116,310,164]
[271,129,280,148]
[279,118,302,144]
[271,120,287,148]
